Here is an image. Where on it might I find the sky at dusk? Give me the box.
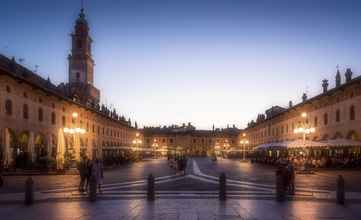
[1,0,361,129]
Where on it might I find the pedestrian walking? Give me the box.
[85,159,92,192]
[0,161,4,188]
[77,158,87,192]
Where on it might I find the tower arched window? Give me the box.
[350,105,356,120]
[77,39,82,49]
[38,108,43,122]
[336,109,340,122]
[5,99,12,116]
[76,72,80,81]
[23,104,29,119]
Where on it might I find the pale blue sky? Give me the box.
[1,0,361,129]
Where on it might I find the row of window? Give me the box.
[251,105,357,141]
[3,99,132,140]
[4,99,56,124]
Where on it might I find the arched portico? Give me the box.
[347,130,359,141]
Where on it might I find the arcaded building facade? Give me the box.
[0,9,138,169]
[143,124,241,156]
[245,69,361,148]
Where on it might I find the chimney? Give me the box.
[335,69,341,87]
[345,68,353,83]
[289,101,293,108]
[302,93,307,102]
[322,79,329,93]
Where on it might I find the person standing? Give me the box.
[287,162,295,195]
[94,159,104,193]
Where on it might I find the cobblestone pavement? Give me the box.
[1,158,361,203]
[195,157,361,192]
[0,159,174,194]
[0,199,360,220]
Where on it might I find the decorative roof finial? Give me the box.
[79,0,85,18]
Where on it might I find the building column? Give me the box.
[47,134,53,159]
[3,128,12,168]
[56,129,65,170]
[28,132,35,163]
[87,138,93,159]
[74,134,80,162]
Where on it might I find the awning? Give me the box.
[321,139,361,147]
[286,140,329,148]
[254,142,288,150]
[254,140,328,150]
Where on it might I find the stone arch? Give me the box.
[347,130,359,141]
[332,132,344,140]
[321,134,329,140]
[34,133,47,161]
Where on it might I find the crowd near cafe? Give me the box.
[252,139,361,169]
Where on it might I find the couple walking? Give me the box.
[78,157,104,193]
[276,161,295,196]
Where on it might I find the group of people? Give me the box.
[276,161,295,195]
[77,157,104,193]
[254,155,361,170]
[168,155,188,175]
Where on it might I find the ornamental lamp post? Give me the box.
[63,112,86,163]
[239,140,249,161]
[293,112,316,141]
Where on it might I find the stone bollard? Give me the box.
[219,173,227,201]
[147,174,155,201]
[89,175,97,202]
[336,175,345,205]
[24,177,34,205]
[275,169,285,202]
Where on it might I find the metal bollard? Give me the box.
[275,169,285,202]
[336,175,345,205]
[25,177,34,205]
[147,174,155,201]
[219,173,226,201]
[89,175,97,202]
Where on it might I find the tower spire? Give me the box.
[79,0,85,19]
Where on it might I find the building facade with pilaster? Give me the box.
[0,8,138,169]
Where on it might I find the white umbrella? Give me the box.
[56,129,65,170]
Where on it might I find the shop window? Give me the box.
[23,104,29,119]
[6,85,11,93]
[51,112,56,125]
[323,113,328,125]
[5,99,12,115]
[62,116,66,126]
[38,108,43,122]
[350,105,355,120]
[336,109,340,122]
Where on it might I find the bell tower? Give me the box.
[64,7,100,106]
[68,8,94,85]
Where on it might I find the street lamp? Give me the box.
[239,135,249,161]
[132,132,143,151]
[63,112,86,162]
[294,112,316,141]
